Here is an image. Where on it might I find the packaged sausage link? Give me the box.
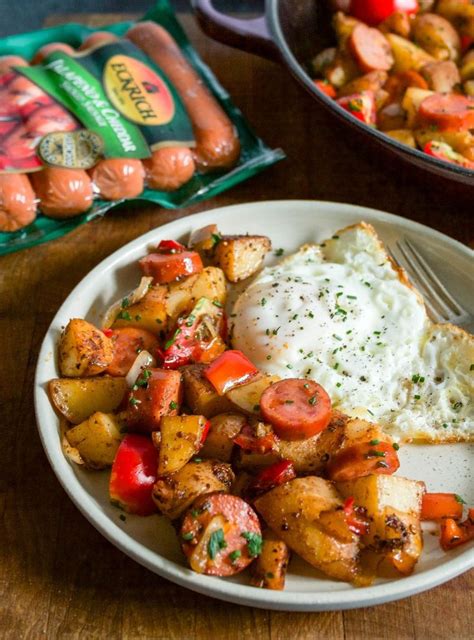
[0,0,284,255]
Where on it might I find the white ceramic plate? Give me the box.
[35,200,474,611]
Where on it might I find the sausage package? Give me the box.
[0,0,284,255]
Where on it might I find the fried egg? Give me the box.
[231,223,474,443]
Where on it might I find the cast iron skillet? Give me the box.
[192,0,474,188]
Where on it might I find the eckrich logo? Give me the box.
[104,55,175,126]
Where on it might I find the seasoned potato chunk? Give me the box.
[182,364,234,417]
[412,13,461,61]
[200,412,247,462]
[226,374,280,416]
[337,475,424,576]
[386,34,434,72]
[213,235,271,283]
[166,267,226,325]
[401,87,434,127]
[158,414,208,475]
[59,318,113,377]
[49,376,128,424]
[385,129,417,148]
[152,459,234,520]
[112,285,167,334]
[65,412,123,469]
[254,477,359,582]
[250,529,290,590]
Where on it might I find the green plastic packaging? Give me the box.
[0,0,284,256]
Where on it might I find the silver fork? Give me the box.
[387,238,474,334]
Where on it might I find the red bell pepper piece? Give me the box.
[421,493,464,521]
[336,91,376,126]
[109,434,158,516]
[314,79,337,98]
[250,460,296,493]
[204,350,259,395]
[440,509,474,551]
[461,35,473,54]
[102,328,114,338]
[233,424,279,454]
[157,239,186,253]
[343,496,370,535]
[350,0,418,26]
[200,419,211,445]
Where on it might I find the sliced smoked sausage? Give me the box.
[106,327,159,377]
[0,55,28,75]
[418,93,474,130]
[180,492,262,576]
[350,24,394,72]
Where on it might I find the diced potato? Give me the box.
[401,87,434,127]
[310,46,337,76]
[112,285,167,334]
[333,11,360,48]
[338,70,388,98]
[152,459,234,520]
[412,13,461,61]
[49,376,128,424]
[385,129,417,148]
[254,477,359,582]
[386,34,434,72]
[250,529,290,590]
[414,128,474,157]
[166,267,226,325]
[213,235,271,283]
[182,364,234,417]
[158,414,207,475]
[65,412,123,469]
[337,475,424,576]
[325,53,360,88]
[379,10,412,39]
[437,0,474,39]
[226,374,280,416]
[200,412,247,462]
[464,79,474,96]
[59,318,114,377]
[234,449,281,471]
[460,58,474,82]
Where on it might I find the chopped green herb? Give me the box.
[208,528,227,559]
[169,401,178,410]
[333,334,342,341]
[369,439,380,445]
[274,248,284,257]
[347,295,357,300]
[454,494,466,504]
[241,531,263,557]
[212,233,222,246]
[392,442,400,451]
[135,315,141,321]
[451,401,463,412]
[442,423,448,428]
[213,300,223,308]
[286,364,293,369]
[470,364,474,371]
[121,297,130,309]
[414,394,421,400]
[193,457,202,463]
[229,550,241,563]
[308,395,317,406]
[261,298,267,306]
[182,532,194,541]
[186,314,196,327]
[191,509,200,518]
[336,382,342,388]
[129,397,141,406]
[119,514,126,522]
[116,310,131,321]
[266,572,275,579]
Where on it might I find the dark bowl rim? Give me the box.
[264,0,474,179]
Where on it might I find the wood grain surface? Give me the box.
[0,11,472,640]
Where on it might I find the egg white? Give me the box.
[231,223,474,443]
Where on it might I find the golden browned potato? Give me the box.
[234,449,280,471]
[158,414,208,475]
[59,318,114,377]
[250,529,290,590]
[464,79,474,95]
[182,364,235,417]
[49,376,128,424]
[152,459,234,519]
[338,70,388,97]
[377,102,407,131]
[254,477,359,582]
[112,285,167,334]
[421,60,461,92]
[379,11,412,38]
[437,0,474,39]
[414,127,474,157]
[213,235,271,283]
[325,53,360,88]
[165,266,226,325]
[200,412,247,462]
[412,13,461,61]
[401,87,434,127]
[460,50,474,82]
[65,412,123,469]
[333,11,360,47]
[226,374,280,416]
[337,475,424,576]
[386,34,434,72]
[385,129,417,147]
[310,46,337,76]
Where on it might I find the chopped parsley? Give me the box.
[121,297,130,308]
[470,364,474,371]
[208,528,227,559]
[411,373,425,384]
[286,364,293,369]
[212,233,222,246]
[169,401,178,410]
[229,550,241,563]
[241,531,263,557]
[392,442,400,451]
[369,439,380,446]
[274,248,284,257]
[261,298,267,306]
[414,394,421,400]
[116,310,131,321]
[182,532,194,541]
[213,300,223,308]
[129,397,141,406]
[454,494,466,505]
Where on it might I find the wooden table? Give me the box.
[1,11,472,640]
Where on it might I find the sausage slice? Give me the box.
[350,24,394,72]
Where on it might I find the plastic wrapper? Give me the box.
[0,0,284,255]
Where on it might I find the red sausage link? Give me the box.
[79,31,119,51]
[143,147,195,191]
[90,158,145,200]
[350,24,394,72]
[0,173,37,231]
[107,327,159,377]
[126,22,240,171]
[139,250,203,284]
[0,55,28,75]
[32,43,75,65]
[418,94,474,131]
[260,379,332,441]
[31,167,94,218]
[181,492,261,576]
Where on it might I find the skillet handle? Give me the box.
[191,0,280,61]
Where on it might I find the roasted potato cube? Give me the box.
[112,285,167,334]
[325,53,360,88]
[250,529,290,590]
[226,374,280,416]
[385,129,417,148]
[379,10,412,38]
[412,13,461,61]
[166,267,226,325]
[254,477,359,582]
[234,449,281,471]
[200,412,247,462]
[414,128,473,157]
[158,414,208,475]
[152,459,234,520]
[65,412,123,469]
[338,70,388,97]
[337,475,424,576]
[49,376,128,424]
[386,34,434,72]
[437,0,474,39]
[401,87,434,127]
[213,235,271,283]
[182,364,234,417]
[59,318,114,377]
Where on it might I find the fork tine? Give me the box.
[387,245,445,322]
[402,239,464,316]
[394,242,453,321]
